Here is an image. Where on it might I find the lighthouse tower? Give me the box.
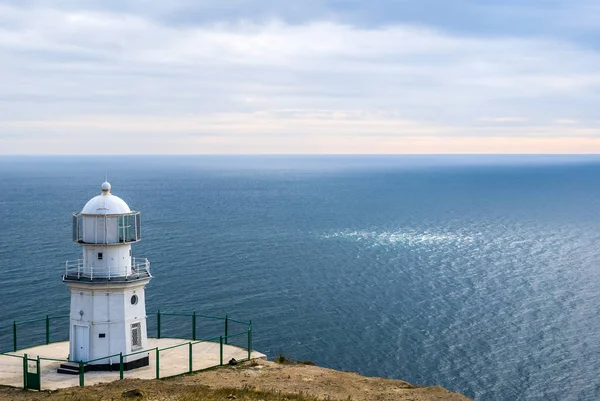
[63,182,151,370]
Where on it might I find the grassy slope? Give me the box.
[0,359,472,401]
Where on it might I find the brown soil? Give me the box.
[0,359,471,401]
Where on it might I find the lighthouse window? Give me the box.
[131,295,138,305]
[98,252,103,260]
[131,323,142,350]
[119,213,139,243]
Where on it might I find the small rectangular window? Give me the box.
[131,323,142,350]
[129,249,132,257]
[98,252,103,260]
[99,333,106,338]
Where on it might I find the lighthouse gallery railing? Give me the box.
[63,257,150,280]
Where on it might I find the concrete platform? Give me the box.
[0,339,266,390]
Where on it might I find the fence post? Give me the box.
[155,348,160,379]
[78,361,84,387]
[192,312,196,341]
[119,353,124,380]
[157,310,161,339]
[22,354,27,389]
[219,336,223,366]
[225,315,228,344]
[247,321,252,360]
[45,315,50,345]
[37,356,41,389]
[188,342,193,373]
[13,321,17,352]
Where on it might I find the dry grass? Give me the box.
[0,359,471,401]
[0,384,325,401]
[177,386,325,401]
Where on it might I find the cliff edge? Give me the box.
[0,359,471,400]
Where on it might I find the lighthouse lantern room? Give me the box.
[63,182,151,370]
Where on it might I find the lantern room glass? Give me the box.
[72,212,141,244]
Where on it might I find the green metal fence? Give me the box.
[2,315,70,353]
[0,311,255,391]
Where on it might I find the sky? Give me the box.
[1,0,600,154]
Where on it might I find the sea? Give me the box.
[1,155,600,401]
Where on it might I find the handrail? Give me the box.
[123,347,155,358]
[151,312,221,320]
[150,311,249,324]
[14,318,44,325]
[0,352,25,359]
[12,315,68,326]
[157,312,192,317]
[63,258,151,280]
[158,342,189,352]
[224,330,247,339]
[38,356,70,363]
[190,335,223,345]
[195,314,229,320]
[228,318,251,326]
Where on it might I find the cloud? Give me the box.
[478,117,528,123]
[554,119,579,124]
[0,2,599,153]
[6,1,600,44]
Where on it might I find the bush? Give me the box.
[274,353,291,364]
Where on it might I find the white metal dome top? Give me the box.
[81,182,131,215]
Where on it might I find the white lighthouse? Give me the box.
[62,182,151,370]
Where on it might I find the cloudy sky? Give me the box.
[1,0,600,154]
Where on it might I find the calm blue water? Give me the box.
[2,155,600,400]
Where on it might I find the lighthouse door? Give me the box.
[74,325,89,362]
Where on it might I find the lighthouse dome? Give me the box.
[81,182,131,215]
